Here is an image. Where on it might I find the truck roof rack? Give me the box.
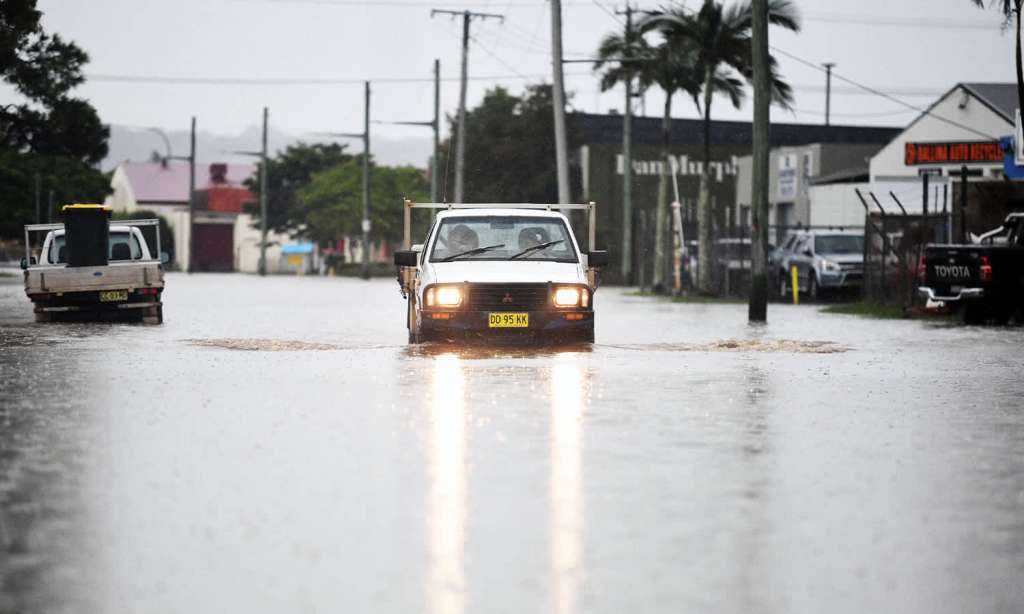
[24,218,163,264]
[401,199,597,251]
[403,201,595,211]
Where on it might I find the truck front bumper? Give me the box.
[421,309,593,340]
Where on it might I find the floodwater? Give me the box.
[1,272,1022,614]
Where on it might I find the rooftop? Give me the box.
[571,113,902,147]
[960,83,1017,122]
[117,160,256,204]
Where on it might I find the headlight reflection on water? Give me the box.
[550,355,586,614]
[428,354,466,614]
[425,352,588,614]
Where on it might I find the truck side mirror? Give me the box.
[394,250,418,267]
[587,250,609,267]
[20,257,28,270]
[803,248,813,257]
[160,251,170,264]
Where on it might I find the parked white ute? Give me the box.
[394,202,608,343]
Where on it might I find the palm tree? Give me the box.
[639,33,702,291]
[642,0,800,295]
[595,25,702,291]
[971,1,1023,117]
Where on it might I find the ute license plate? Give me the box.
[99,290,128,302]
[488,312,529,328]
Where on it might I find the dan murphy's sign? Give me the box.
[904,141,1003,166]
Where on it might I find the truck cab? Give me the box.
[38,226,154,265]
[394,202,608,343]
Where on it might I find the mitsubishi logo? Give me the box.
[502,292,513,304]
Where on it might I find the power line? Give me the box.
[231,0,1009,29]
[769,46,1000,140]
[590,0,623,25]
[431,8,505,202]
[801,11,1001,31]
[84,71,947,102]
[84,72,558,85]
[636,1,1001,140]
[469,34,531,79]
[791,106,916,119]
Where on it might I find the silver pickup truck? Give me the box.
[22,205,166,324]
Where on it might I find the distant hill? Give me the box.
[103,124,433,171]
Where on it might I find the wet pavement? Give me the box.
[1,272,1022,614]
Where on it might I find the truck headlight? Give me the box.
[553,287,581,307]
[434,286,462,307]
[822,260,840,273]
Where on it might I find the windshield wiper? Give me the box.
[442,243,505,262]
[509,239,564,260]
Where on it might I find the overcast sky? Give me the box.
[19,0,1019,163]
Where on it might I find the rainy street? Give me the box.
[0,272,1021,614]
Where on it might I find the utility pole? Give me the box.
[188,116,196,273]
[749,0,770,322]
[373,62,440,203]
[362,81,371,280]
[432,9,504,202]
[259,107,269,276]
[615,3,635,281]
[550,0,570,204]
[823,62,835,127]
[433,59,441,203]
[316,83,374,279]
[34,172,40,224]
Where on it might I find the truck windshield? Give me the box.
[429,216,578,263]
[48,231,143,264]
[815,235,863,255]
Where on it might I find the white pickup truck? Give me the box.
[394,201,608,343]
[22,207,166,324]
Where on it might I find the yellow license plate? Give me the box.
[99,290,128,302]
[488,312,529,328]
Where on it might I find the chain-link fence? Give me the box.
[862,211,948,306]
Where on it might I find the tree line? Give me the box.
[0,0,109,237]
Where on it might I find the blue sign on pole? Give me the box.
[1000,136,1024,179]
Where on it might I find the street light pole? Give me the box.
[361,81,371,280]
[259,107,269,276]
[373,62,440,202]
[188,116,196,273]
[433,58,441,203]
[314,83,375,278]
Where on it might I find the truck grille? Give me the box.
[467,283,550,311]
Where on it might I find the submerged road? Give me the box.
[1,272,1022,614]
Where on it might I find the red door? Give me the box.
[193,223,234,272]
